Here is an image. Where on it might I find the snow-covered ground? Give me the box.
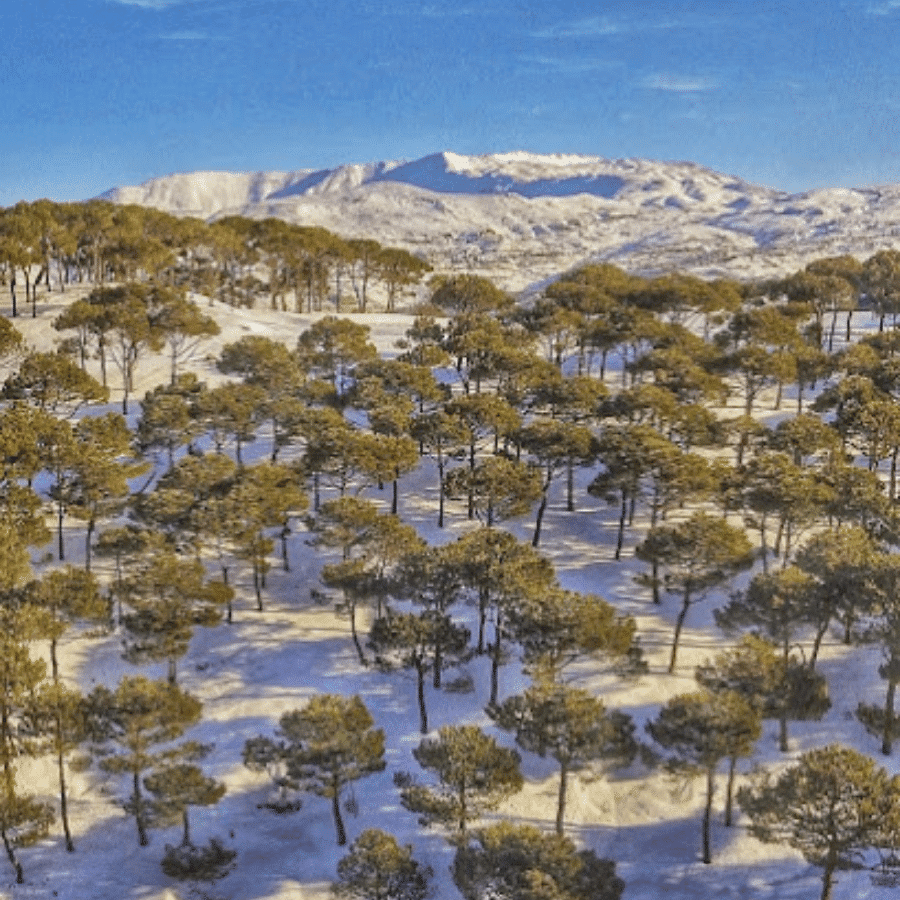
[4,285,899,900]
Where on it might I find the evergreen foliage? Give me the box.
[243,694,385,845]
[738,744,900,900]
[333,828,432,900]
[398,724,523,839]
[453,821,624,900]
[488,675,637,834]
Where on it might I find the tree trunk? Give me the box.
[458,783,467,835]
[724,755,737,827]
[50,636,59,684]
[532,493,548,548]
[467,442,476,519]
[1,827,23,884]
[809,619,830,672]
[759,515,768,573]
[85,518,95,573]
[892,447,899,500]
[820,843,838,900]
[182,809,191,847]
[433,640,442,690]
[566,459,575,511]
[349,603,366,665]
[98,337,107,387]
[57,500,65,561]
[669,591,692,673]
[57,721,75,852]
[134,770,148,846]
[884,672,898,755]
[332,780,347,846]
[254,562,263,611]
[437,458,446,528]
[555,761,569,836]
[477,589,487,656]
[490,609,502,707]
[417,666,428,734]
[702,765,714,864]
[614,490,628,561]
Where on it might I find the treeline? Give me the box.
[5,248,900,896]
[0,199,431,316]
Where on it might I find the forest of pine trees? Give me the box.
[5,197,900,898]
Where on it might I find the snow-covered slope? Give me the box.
[100,151,900,291]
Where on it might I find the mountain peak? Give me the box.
[96,151,900,293]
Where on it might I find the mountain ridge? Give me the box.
[99,151,900,292]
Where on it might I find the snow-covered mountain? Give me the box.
[100,151,900,291]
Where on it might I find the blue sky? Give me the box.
[3,0,900,203]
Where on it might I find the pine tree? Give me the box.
[738,744,900,900]
[143,760,226,846]
[27,566,107,681]
[647,690,761,864]
[350,432,419,515]
[243,694,385,845]
[65,412,150,569]
[120,550,227,684]
[452,821,624,900]
[517,419,598,546]
[507,587,639,679]
[229,461,308,610]
[398,725,522,839]
[0,773,54,885]
[333,828,433,900]
[87,676,203,846]
[855,554,900,754]
[369,611,470,733]
[21,682,88,852]
[715,566,817,667]
[0,603,55,881]
[795,525,883,665]
[160,837,236,885]
[194,380,265,465]
[450,528,555,703]
[635,512,754,672]
[393,543,468,690]
[409,409,469,527]
[152,291,220,384]
[2,350,108,411]
[443,455,542,528]
[311,499,424,661]
[488,675,637,835]
[696,635,830,757]
[589,423,675,561]
[136,375,207,470]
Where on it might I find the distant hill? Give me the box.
[100,151,900,292]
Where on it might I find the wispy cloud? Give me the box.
[532,14,689,39]
[867,0,900,14]
[518,54,616,75]
[418,5,485,17]
[108,0,187,7]
[159,29,220,40]
[642,74,717,93]
[532,16,624,39]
